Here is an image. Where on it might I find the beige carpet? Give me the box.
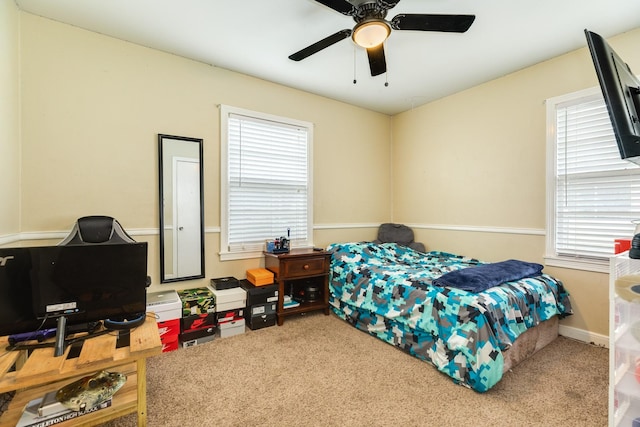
[99,312,607,427]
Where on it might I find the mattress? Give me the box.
[327,242,572,392]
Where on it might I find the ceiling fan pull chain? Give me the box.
[353,46,357,84]
[384,43,389,87]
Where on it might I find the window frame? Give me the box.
[545,86,640,273]
[219,105,314,261]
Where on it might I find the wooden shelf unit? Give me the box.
[0,314,161,427]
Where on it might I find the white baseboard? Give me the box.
[559,324,608,348]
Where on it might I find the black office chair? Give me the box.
[58,215,136,245]
[59,215,149,330]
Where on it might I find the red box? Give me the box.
[157,318,180,338]
[161,338,179,353]
[157,318,180,353]
[615,238,632,254]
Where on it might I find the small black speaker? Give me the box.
[631,233,640,259]
[294,283,322,303]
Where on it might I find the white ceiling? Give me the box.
[14,0,640,115]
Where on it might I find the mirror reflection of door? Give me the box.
[174,157,201,277]
[158,134,205,283]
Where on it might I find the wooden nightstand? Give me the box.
[264,248,332,326]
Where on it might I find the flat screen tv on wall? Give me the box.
[585,29,640,165]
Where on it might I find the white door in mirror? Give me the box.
[175,158,201,277]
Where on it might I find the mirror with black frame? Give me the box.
[158,134,205,283]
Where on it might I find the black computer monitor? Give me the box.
[0,247,39,337]
[0,243,148,341]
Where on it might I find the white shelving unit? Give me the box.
[610,252,640,426]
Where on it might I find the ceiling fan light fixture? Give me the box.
[352,19,390,48]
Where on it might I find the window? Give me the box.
[220,105,313,260]
[546,87,640,272]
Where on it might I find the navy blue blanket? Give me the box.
[432,259,544,293]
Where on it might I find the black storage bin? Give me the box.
[248,302,277,317]
[211,276,239,290]
[240,279,278,306]
[247,313,276,330]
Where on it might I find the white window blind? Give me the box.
[550,92,640,262]
[220,105,313,259]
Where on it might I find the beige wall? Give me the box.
[16,13,391,293]
[7,9,638,338]
[391,27,640,338]
[0,1,20,239]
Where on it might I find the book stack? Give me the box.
[283,295,300,309]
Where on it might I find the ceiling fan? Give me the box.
[289,0,475,77]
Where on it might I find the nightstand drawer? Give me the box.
[281,257,327,278]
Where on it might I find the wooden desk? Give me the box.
[0,314,161,426]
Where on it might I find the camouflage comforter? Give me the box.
[327,242,572,392]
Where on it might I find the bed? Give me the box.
[327,242,572,392]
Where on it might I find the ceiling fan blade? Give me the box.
[376,0,402,11]
[289,29,352,61]
[367,44,386,76]
[391,14,476,33]
[314,0,356,16]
